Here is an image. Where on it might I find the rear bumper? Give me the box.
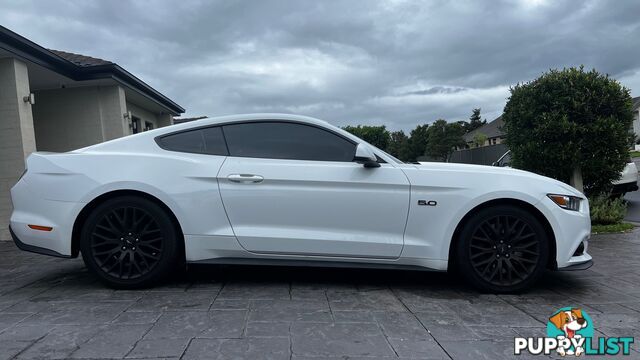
[9,226,71,258]
[611,181,638,195]
[10,177,84,257]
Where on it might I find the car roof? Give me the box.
[160,113,330,134]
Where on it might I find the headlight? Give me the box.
[548,194,582,211]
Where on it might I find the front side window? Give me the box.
[157,127,228,155]
[222,122,356,162]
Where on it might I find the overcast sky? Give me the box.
[2,0,639,131]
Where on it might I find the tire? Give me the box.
[456,205,549,293]
[80,195,180,289]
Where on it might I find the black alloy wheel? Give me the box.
[457,205,548,293]
[80,196,179,288]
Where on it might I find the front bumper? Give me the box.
[558,259,593,271]
[538,196,593,270]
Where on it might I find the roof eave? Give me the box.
[0,25,184,115]
[81,64,184,115]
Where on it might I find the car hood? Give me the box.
[412,162,584,197]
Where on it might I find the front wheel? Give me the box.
[80,196,180,289]
[456,205,549,293]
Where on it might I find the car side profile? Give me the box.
[9,114,592,292]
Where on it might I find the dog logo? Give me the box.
[547,308,592,356]
[515,307,633,356]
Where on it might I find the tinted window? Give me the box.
[202,127,228,155]
[223,122,356,161]
[158,127,228,155]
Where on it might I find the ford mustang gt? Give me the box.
[9,114,592,292]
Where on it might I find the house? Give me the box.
[0,25,184,240]
[462,116,505,147]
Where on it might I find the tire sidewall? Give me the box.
[80,196,179,289]
[456,205,549,293]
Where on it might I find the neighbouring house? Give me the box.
[0,26,184,240]
[462,116,505,148]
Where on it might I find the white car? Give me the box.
[494,150,639,196]
[613,161,639,196]
[9,114,592,292]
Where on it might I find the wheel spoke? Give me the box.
[138,249,160,260]
[470,250,494,260]
[92,232,118,243]
[139,243,162,252]
[94,248,120,257]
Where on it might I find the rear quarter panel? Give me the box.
[27,150,234,238]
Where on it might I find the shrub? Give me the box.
[589,195,627,225]
[503,66,634,195]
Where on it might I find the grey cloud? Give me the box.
[1,0,639,131]
[403,87,468,96]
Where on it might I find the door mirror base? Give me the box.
[361,160,381,168]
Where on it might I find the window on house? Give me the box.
[131,116,141,134]
[144,121,154,131]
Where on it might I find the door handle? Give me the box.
[227,174,264,183]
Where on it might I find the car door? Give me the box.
[217,121,410,258]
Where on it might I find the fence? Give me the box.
[448,143,509,166]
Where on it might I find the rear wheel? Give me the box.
[456,205,549,293]
[80,196,179,289]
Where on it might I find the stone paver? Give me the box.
[0,228,639,359]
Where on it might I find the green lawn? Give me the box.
[630,150,640,158]
[591,222,635,234]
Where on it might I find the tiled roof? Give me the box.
[463,116,504,142]
[49,49,112,67]
[0,25,183,114]
[632,96,640,111]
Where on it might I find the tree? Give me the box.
[503,66,634,195]
[472,132,488,147]
[463,108,487,133]
[342,125,391,150]
[425,119,466,162]
[406,124,430,162]
[387,130,411,161]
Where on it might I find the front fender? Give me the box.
[401,188,549,269]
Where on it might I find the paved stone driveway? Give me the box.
[0,229,639,359]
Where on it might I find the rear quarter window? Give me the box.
[157,127,228,155]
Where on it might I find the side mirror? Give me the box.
[353,144,381,168]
